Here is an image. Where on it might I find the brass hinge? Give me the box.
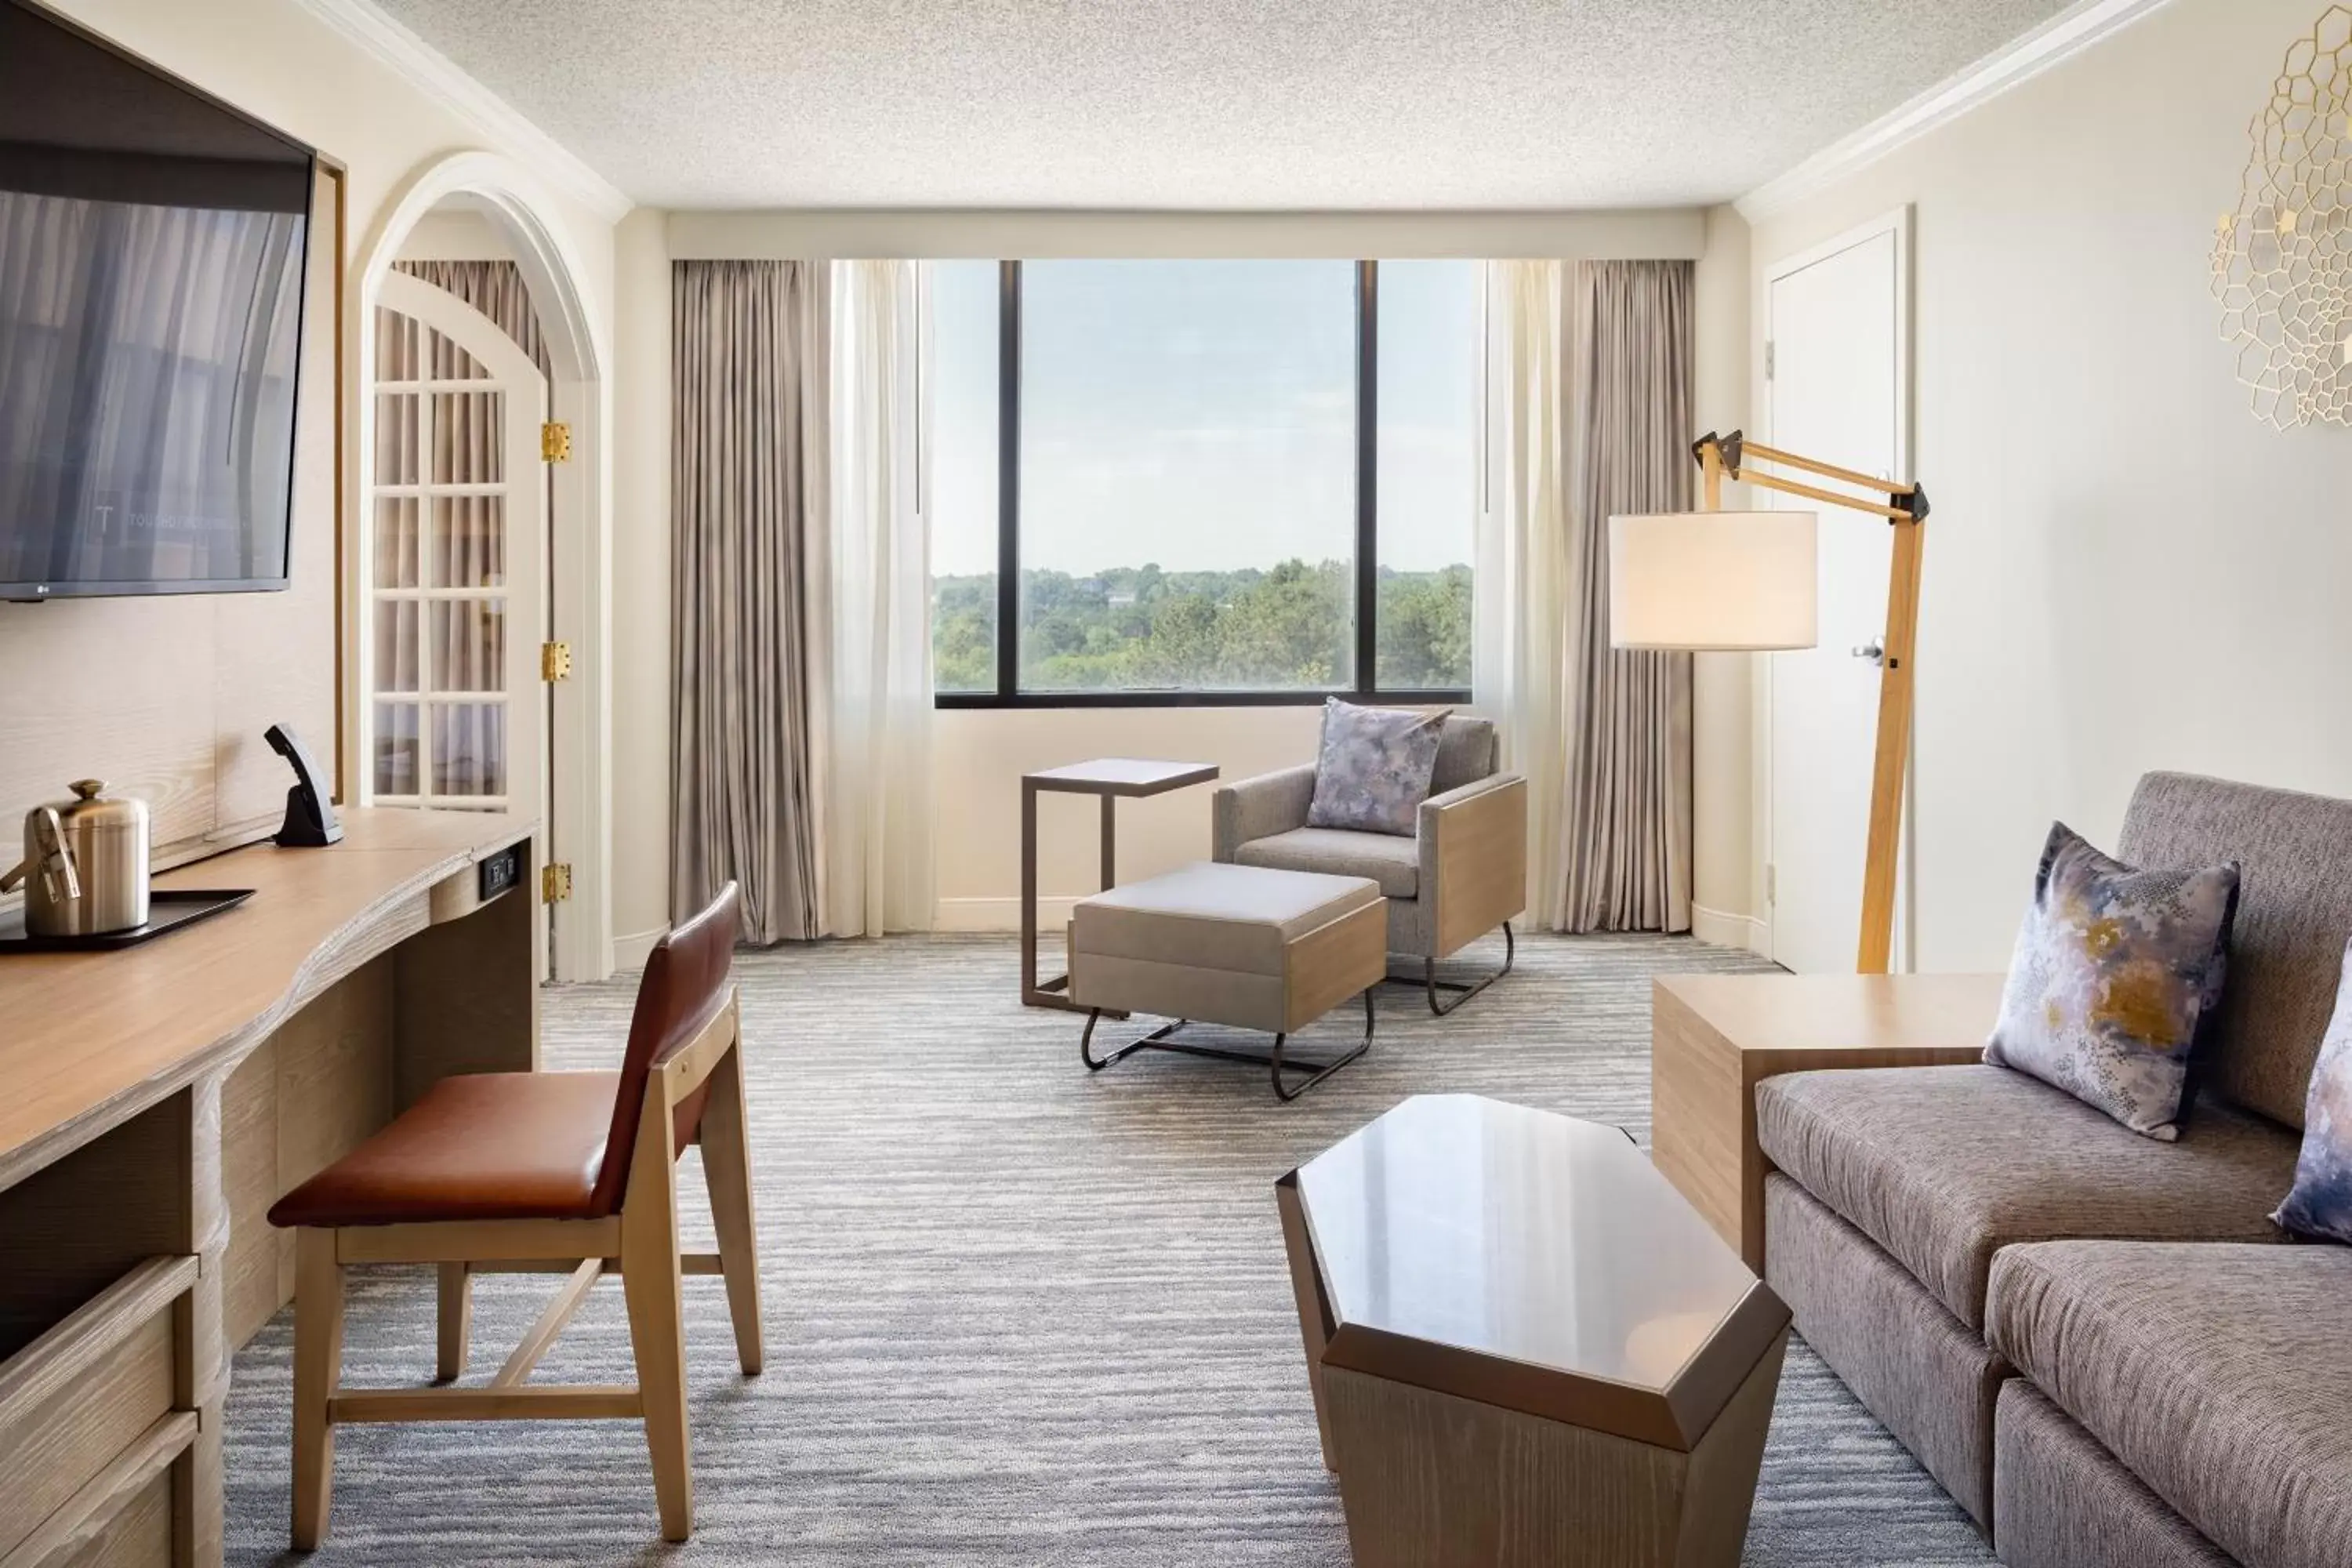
[540,641,572,681]
[541,421,572,463]
[542,862,573,903]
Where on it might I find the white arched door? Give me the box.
[362,270,550,941]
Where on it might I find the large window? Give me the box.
[930,259,1480,705]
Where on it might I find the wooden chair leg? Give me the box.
[700,1047,764,1375]
[621,1156,694,1539]
[291,1229,347,1550]
[437,1262,472,1382]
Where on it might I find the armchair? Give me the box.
[1212,716,1526,1014]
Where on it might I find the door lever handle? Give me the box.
[1852,637,1886,666]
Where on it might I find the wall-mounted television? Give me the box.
[0,0,314,602]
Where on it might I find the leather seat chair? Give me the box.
[268,882,758,1547]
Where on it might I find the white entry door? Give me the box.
[364,270,549,953]
[1764,214,1910,973]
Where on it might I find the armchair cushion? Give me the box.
[1431,715,1498,793]
[1213,764,1316,862]
[1306,699,1447,837]
[1234,826,1418,899]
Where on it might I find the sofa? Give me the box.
[1211,715,1526,1015]
[1755,772,2352,1568]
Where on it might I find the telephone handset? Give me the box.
[265,724,343,848]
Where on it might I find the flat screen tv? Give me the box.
[0,0,314,601]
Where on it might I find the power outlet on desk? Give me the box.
[478,844,523,902]
[426,843,525,927]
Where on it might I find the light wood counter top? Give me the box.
[0,810,535,1192]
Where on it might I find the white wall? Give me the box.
[9,1,623,877]
[669,208,1706,260]
[610,206,673,962]
[48,0,619,313]
[1690,204,1759,950]
[394,206,514,260]
[934,706,1329,928]
[1745,0,2352,971]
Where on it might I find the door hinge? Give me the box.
[541,421,572,463]
[540,640,572,681]
[542,862,573,903]
[1764,341,1776,381]
[1765,863,1777,906]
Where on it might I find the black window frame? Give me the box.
[935,258,1475,710]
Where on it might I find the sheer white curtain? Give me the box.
[1474,260,1577,931]
[822,259,936,935]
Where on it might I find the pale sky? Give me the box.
[928,259,1479,579]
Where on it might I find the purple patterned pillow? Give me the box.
[1306,700,1448,837]
[1983,822,2239,1141]
[2273,942,2352,1245]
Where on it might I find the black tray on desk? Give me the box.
[0,889,255,953]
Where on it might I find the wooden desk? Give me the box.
[0,811,538,1568]
[1651,972,2005,1271]
[1018,758,1218,1011]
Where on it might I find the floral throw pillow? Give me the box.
[1983,822,2240,1141]
[2272,943,2352,1245]
[1305,699,1448,837]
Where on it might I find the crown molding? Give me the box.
[291,0,633,223]
[1735,0,2178,223]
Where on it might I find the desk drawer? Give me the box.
[0,1256,199,1566]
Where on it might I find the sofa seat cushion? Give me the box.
[1755,1064,2299,1329]
[1987,1241,2352,1568]
[1234,827,1418,900]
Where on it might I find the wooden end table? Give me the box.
[1020,758,1218,1011]
[1652,972,2006,1272]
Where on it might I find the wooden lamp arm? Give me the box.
[1688,429,1929,976]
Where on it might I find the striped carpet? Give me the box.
[223,931,1994,1565]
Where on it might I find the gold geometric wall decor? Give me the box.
[2212,5,2351,429]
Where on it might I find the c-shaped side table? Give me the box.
[1020,757,1220,1011]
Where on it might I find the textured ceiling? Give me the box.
[373,0,2071,210]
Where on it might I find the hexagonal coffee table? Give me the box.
[1276,1094,1791,1567]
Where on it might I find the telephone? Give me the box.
[265,724,343,847]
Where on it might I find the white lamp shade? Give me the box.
[1607,510,1819,652]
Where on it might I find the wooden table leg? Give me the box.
[1099,795,1116,891]
[1021,779,1043,1005]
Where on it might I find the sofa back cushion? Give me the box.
[1983,822,2238,1140]
[1431,716,1497,793]
[2119,772,2352,1129]
[2271,942,2352,1244]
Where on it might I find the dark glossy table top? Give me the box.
[1287,1094,1786,1447]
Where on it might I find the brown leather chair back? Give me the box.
[589,881,740,1215]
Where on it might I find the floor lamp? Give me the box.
[1608,430,1930,975]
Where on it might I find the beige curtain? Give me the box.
[1559,260,1695,933]
[393,260,551,375]
[823,260,935,936]
[670,260,830,943]
[1473,261,1577,931]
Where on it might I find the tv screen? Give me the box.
[0,0,313,601]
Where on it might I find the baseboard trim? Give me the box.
[932,895,1080,934]
[612,926,670,971]
[1690,902,1768,955]
[1735,0,2176,221]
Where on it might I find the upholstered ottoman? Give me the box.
[1069,862,1386,1100]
